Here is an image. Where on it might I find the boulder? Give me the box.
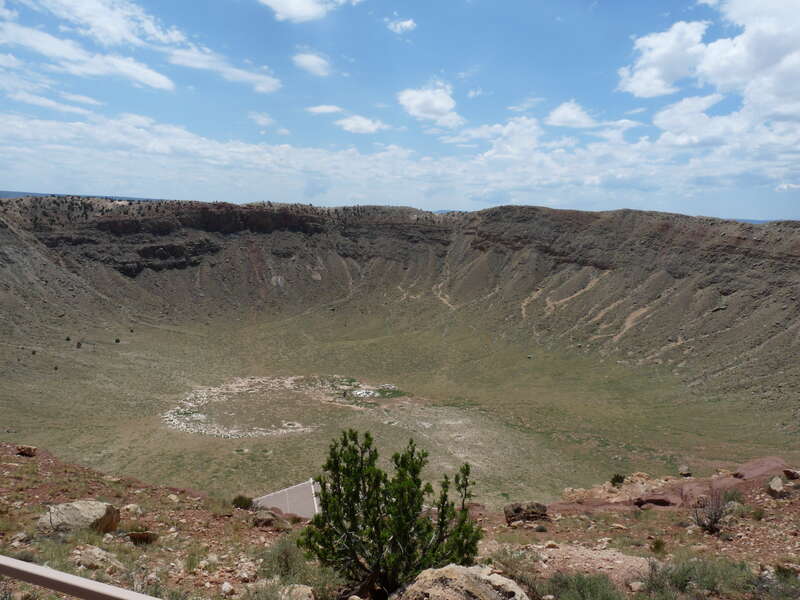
[678,465,692,478]
[253,509,291,530]
[784,469,800,481]
[16,445,37,457]
[71,545,125,573]
[767,476,786,498]
[503,502,548,525]
[38,501,120,533]
[391,564,529,600]
[280,584,315,600]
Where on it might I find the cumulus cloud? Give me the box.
[292,52,331,77]
[306,105,343,114]
[335,114,389,133]
[386,18,416,34]
[620,1,800,116]
[169,47,281,93]
[257,0,362,23]
[8,90,91,114]
[545,100,597,128]
[397,81,464,128]
[467,88,484,99]
[0,22,174,89]
[618,21,708,98]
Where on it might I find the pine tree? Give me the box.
[298,430,482,599]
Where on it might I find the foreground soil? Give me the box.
[2,443,800,599]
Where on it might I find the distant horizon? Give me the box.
[0,189,787,223]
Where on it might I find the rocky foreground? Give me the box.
[2,442,800,599]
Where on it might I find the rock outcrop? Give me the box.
[503,502,548,525]
[391,564,529,600]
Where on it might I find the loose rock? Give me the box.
[767,476,786,498]
[391,564,529,600]
[280,584,315,600]
[38,501,120,533]
[253,509,291,530]
[16,445,37,457]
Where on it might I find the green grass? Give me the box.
[3,296,798,508]
[543,572,624,600]
[256,534,343,600]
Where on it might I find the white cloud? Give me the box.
[257,0,362,23]
[398,81,464,128]
[620,1,800,115]
[306,104,343,114]
[335,114,389,134]
[508,95,544,112]
[386,18,416,34]
[1,107,799,213]
[776,183,800,191]
[618,21,708,97]
[0,22,174,89]
[18,0,283,95]
[248,112,274,127]
[169,47,280,93]
[545,100,598,128]
[60,91,102,105]
[0,52,21,68]
[0,0,17,19]
[467,88,484,99]
[17,0,185,46]
[277,128,290,136]
[8,90,90,114]
[292,52,331,77]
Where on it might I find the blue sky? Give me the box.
[0,0,799,219]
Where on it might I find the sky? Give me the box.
[0,0,799,219]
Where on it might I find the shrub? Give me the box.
[486,547,539,597]
[298,430,482,599]
[232,495,253,510]
[610,473,625,487]
[543,572,624,600]
[644,557,753,597]
[258,533,343,600]
[724,489,744,504]
[693,489,727,534]
[752,506,766,521]
[649,538,666,555]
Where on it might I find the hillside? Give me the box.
[2,442,800,600]
[1,196,799,503]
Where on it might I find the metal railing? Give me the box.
[0,554,160,600]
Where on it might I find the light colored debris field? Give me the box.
[161,376,403,439]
